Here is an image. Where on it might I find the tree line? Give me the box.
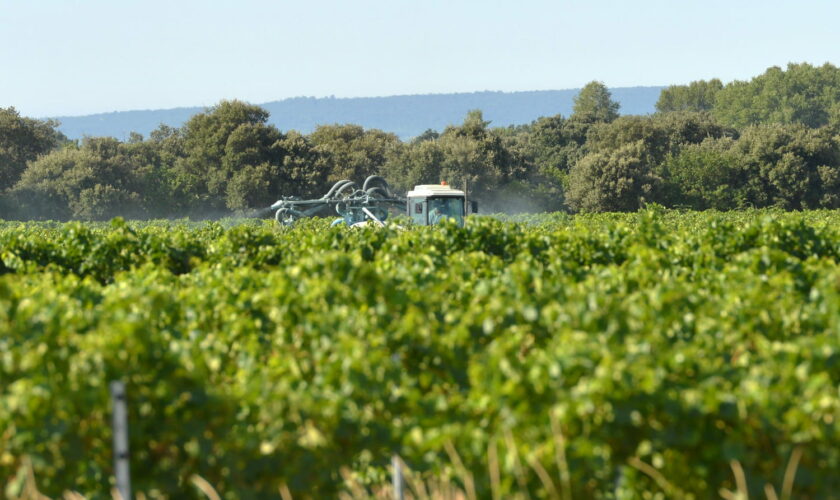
[2,62,840,220]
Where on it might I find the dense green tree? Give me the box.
[526,115,589,180]
[830,106,840,132]
[713,63,840,129]
[309,124,400,186]
[818,162,840,208]
[653,111,737,147]
[490,123,564,212]
[586,115,668,161]
[656,79,723,113]
[11,138,151,219]
[485,115,591,212]
[658,137,744,209]
[435,110,519,203]
[566,141,662,212]
[659,123,840,211]
[219,122,283,210]
[226,162,280,210]
[224,128,330,210]
[274,131,325,199]
[7,148,81,219]
[382,140,444,193]
[572,112,739,212]
[585,112,735,172]
[436,131,497,198]
[730,123,840,209]
[571,81,620,123]
[172,100,286,212]
[383,111,519,204]
[120,136,180,215]
[0,107,66,191]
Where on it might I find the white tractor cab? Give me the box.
[406,182,477,226]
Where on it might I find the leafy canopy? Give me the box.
[572,81,620,123]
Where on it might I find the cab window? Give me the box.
[428,197,464,225]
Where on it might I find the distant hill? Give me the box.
[51,87,665,141]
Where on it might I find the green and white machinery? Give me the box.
[267,176,476,227]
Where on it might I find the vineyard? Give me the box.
[1,210,839,499]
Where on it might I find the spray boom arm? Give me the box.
[268,176,405,226]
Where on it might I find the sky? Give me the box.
[2,0,839,118]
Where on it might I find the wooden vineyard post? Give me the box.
[110,381,132,500]
[392,454,404,500]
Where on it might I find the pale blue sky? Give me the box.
[2,0,838,117]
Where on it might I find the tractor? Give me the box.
[266,176,477,227]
